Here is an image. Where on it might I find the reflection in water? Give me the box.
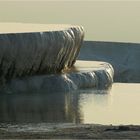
[0,89,109,124]
[0,91,82,123]
[0,83,140,125]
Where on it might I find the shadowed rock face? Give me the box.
[0,23,84,83]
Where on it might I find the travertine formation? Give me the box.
[79,41,140,82]
[0,23,114,92]
[1,61,114,93]
[0,23,84,83]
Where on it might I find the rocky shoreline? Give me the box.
[0,124,140,139]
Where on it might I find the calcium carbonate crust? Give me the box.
[1,61,114,93]
[0,25,84,84]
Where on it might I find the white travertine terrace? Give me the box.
[0,23,84,83]
[0,61,114,93]
[0,23,114,92]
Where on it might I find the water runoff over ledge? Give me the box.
[0,83,140,127]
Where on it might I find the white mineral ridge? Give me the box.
[0,23,84,83]
[79,41,140,82]
[1,60,114,93]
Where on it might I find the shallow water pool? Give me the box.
[80,83,140,125]
[0,83,140,126]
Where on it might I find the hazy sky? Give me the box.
[0,1,140,43]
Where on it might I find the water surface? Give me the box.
[0,83,140,126]
[80,83,140,125]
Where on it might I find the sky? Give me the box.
[0,1,140,43]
